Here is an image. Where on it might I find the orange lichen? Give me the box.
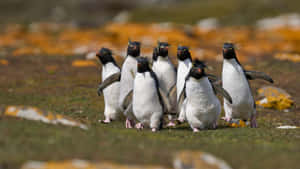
[256,86,294,110]
[0,22,300,63]
[72,60,97,67]
[274,53,300,62]
[226,120,247,128]
[0,59,9,65]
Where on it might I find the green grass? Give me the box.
[0,54,300,169]
[130,0,300,25]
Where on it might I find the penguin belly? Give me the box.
[177,59,192,101]
[118,56,137,111]
[185,78,221,129]
[152,58,176,93]
[102,63,121,120]
[133,72,163,128]
[222,59,255,120]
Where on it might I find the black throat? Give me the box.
[127,41,141,57]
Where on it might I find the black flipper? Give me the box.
[207,74,222,85]
[123,102,133,117]
[97,72,121,96]
[150,70,172,114]
[121,90,133,110]
[244,70,274,83]
[167,84,177,99]
[177,83,186,110]
[211,82,233,104]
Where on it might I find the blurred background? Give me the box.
[1,0,300,26]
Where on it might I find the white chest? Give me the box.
[152,56,176,92]
[177,59,192,100]
[222,59,254,106]
[133,72,162,120]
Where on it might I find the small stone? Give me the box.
[174,151,232,169]
[2,106,88,130]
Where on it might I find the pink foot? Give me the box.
[99,118,111,124]
[250,115,257,128]
[222,117,231,122]
[135,123,144,130]
[177,118,185,123]
[166,121,176,127]
[125,118,135,129]
[193,128,200,133]
[152,128,157,132]
[212,122,217,129]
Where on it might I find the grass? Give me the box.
[0,54,300,169]
[130,0,300,25]
[2,0,300,26]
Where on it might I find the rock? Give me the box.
[277,125,299,129]
[196,18,219,32]
[274,53,300,63]
[85,52,97,60]
[256,13,300,30]
[256,86,294,110]
[174,151,232,169]
[2,106,88,130]
[21,160,168,169]
[112,11,130,24]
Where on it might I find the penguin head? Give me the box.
[223,42,237,60]
[177,46,191,61]
[189,59,206,79]
[96,48,115,65]
[152,47,159,61]
[137,57,150,73]
[157,42,169,57]
[127,40,141,57]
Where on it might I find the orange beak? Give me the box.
[197,68,202,73]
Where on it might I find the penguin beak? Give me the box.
[96,52,100,57]
[197,68,202,73]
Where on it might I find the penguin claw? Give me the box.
[212,122,217,129]
[221,117,231,122]
[177,118,185,123]
[125,118,135,128]
[166,121,176,127]
[99,118,111,124]
[193,128,200,133]
[135,123,144,130]
[250,115,258,128]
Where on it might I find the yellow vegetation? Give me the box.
[1,23,300,63]
[0,59,9,65]
[256,86,294,110]
[72,60,97,67]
